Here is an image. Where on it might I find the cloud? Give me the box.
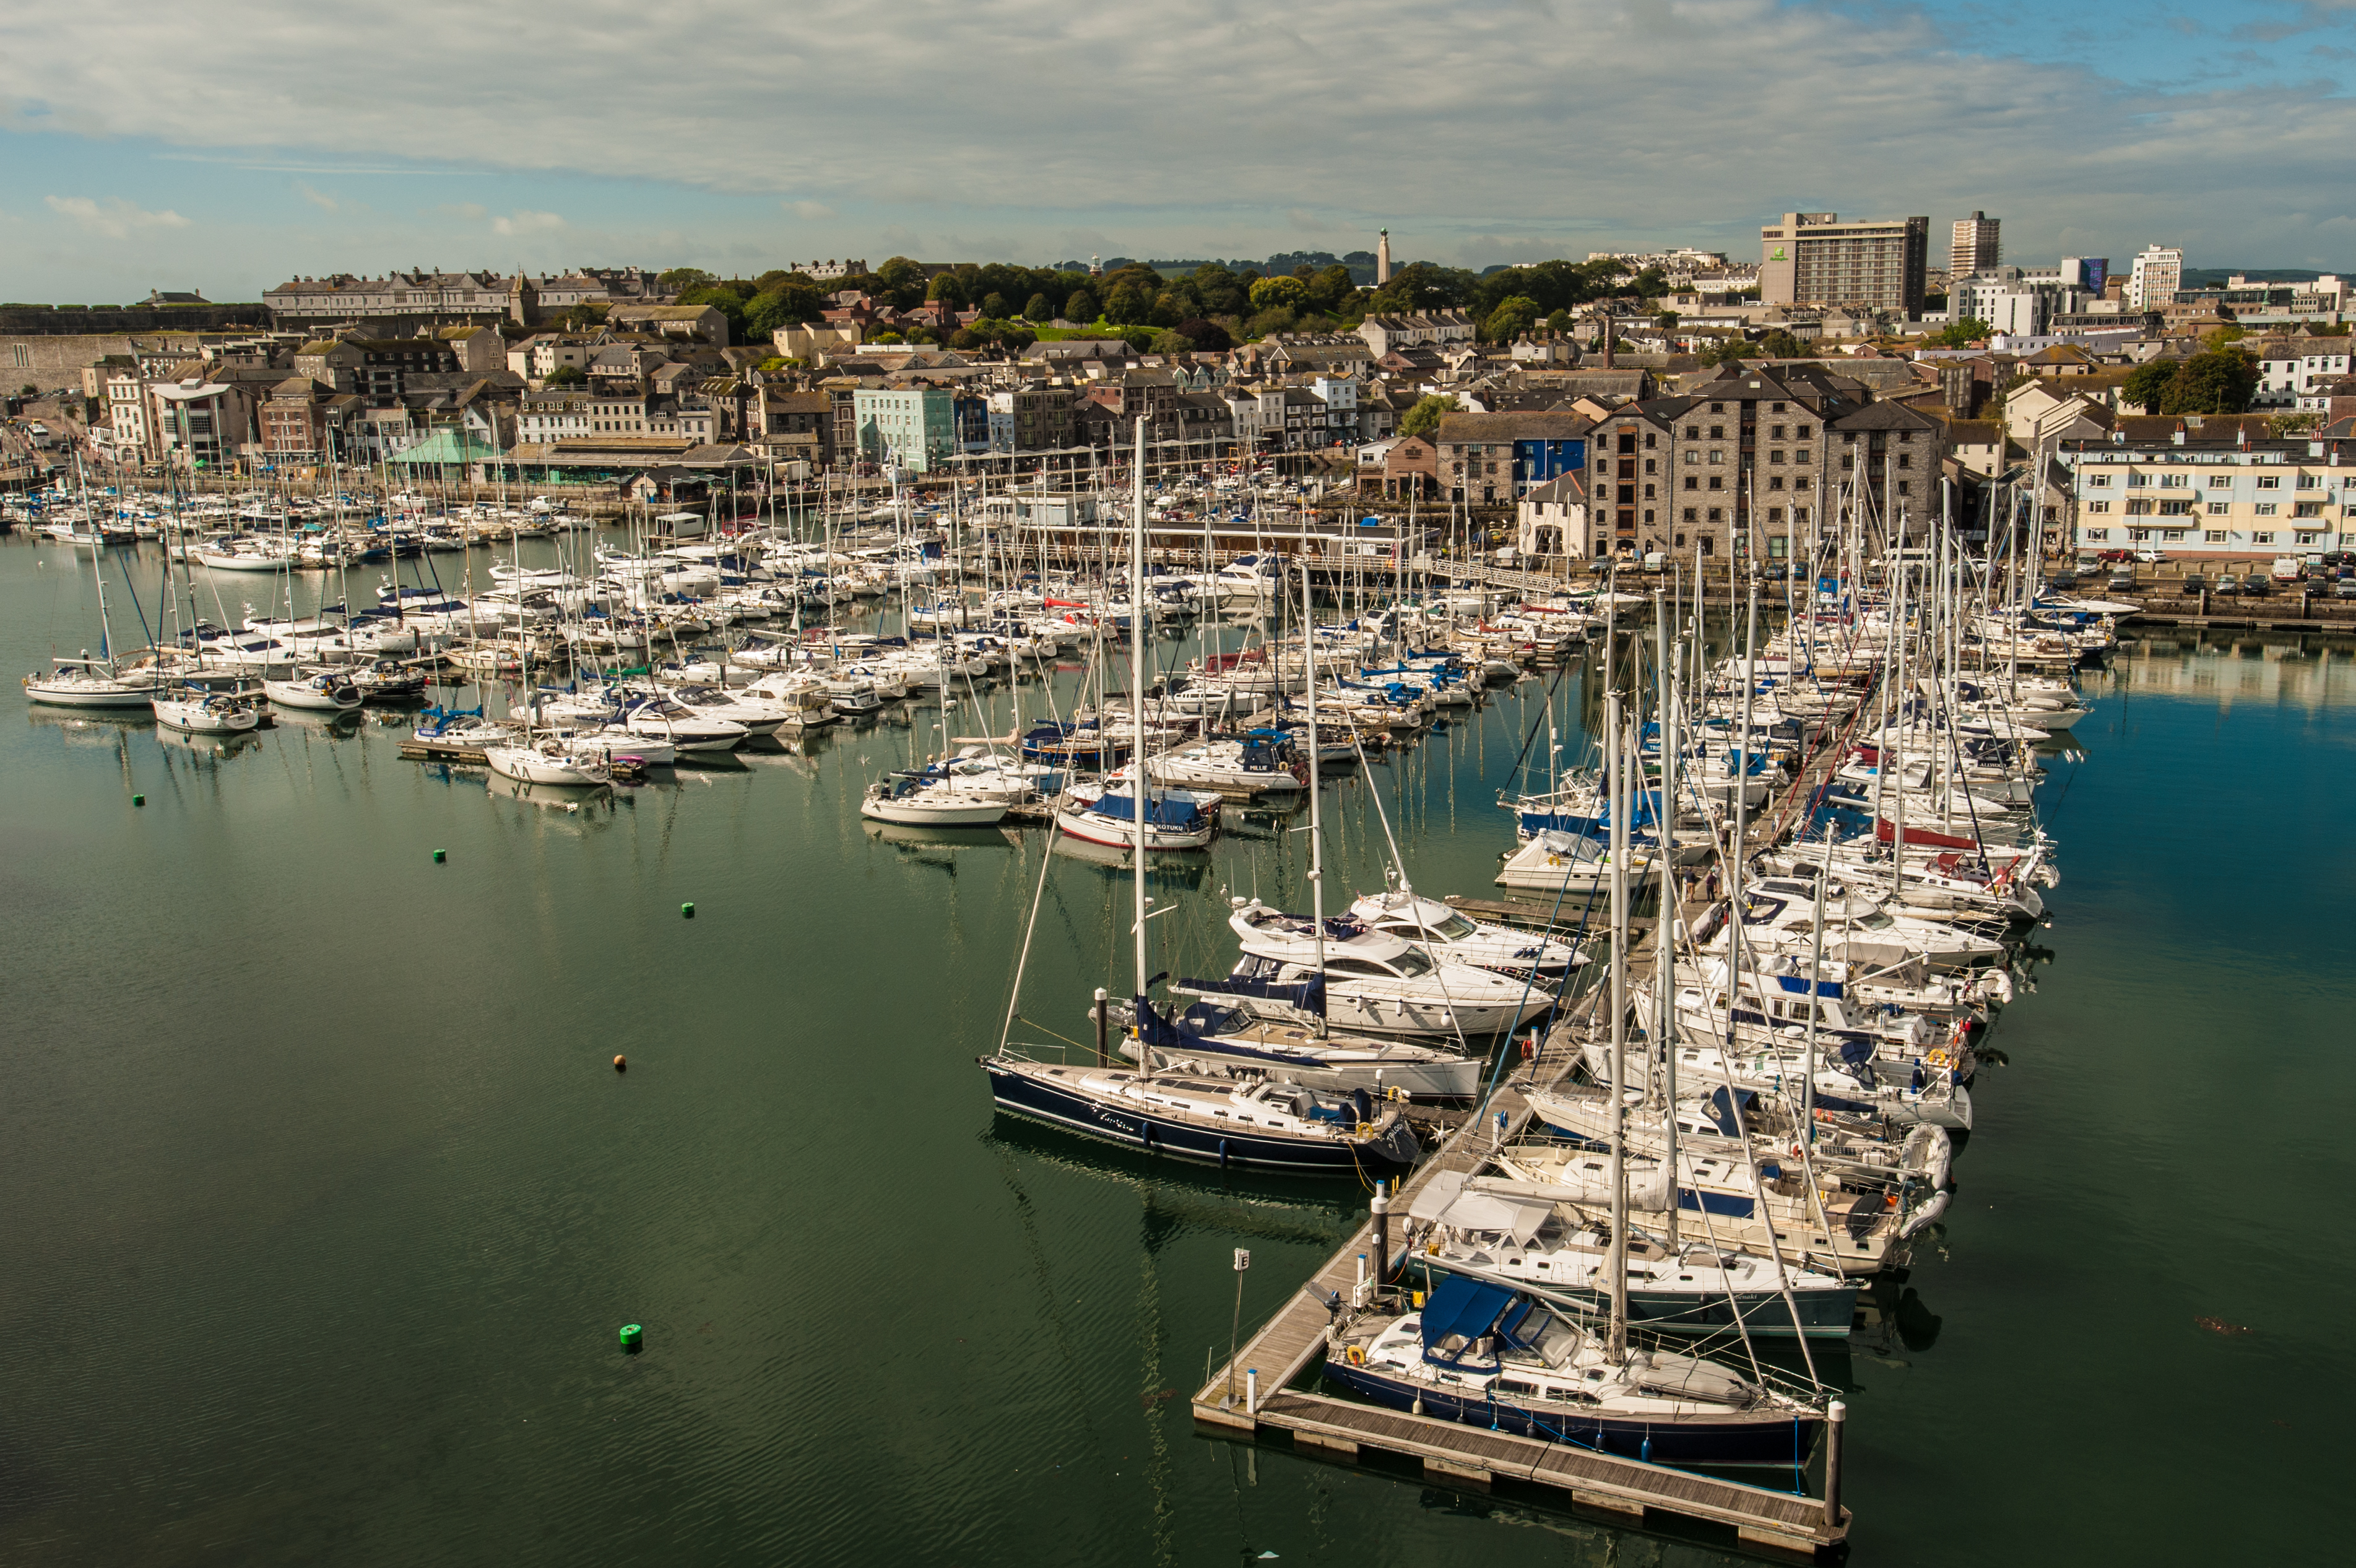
[1286,209,1338,233]
[7,1,2356,266]
[295,181,339,212]
[43,194,191,238]
[490,209,565,235]
[438,201,487,220]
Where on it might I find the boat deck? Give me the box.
[1194,667,1863,1556]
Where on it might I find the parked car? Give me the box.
[2319,550,2354,570]
[2105,571,2137,592]
[2134,547,2167,563]
[2097,548,2134,564]
[2243,574,2273,596]
[2211,574,2243,596]
[2335,578,2356,599]
[2178,573,2207,594]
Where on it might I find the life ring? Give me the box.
[1345,1344,1367,1366]
[1925,1048,1949,1070]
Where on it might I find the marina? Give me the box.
[3,465,2352,1566]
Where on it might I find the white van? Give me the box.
[2271,555,2303,582]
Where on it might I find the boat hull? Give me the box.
[1321,1360,1821,1466]
[982,1063,1414,1175]
[1424,1255,1858,1338]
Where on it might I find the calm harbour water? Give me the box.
[2,531,2349,1565]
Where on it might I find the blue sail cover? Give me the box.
[1089,791,1206,829]
[1172,973,1327,1016]
[1419,1275,1515,1358]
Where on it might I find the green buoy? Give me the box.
[681,902,695,919]
[432,849,446,862]
[132,794,145,807]
[620,1323,644,1351]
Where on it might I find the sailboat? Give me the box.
[980,420,1421,1175]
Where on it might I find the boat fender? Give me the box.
[1899,1189,1951,1239]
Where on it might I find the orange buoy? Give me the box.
[613,1055,628,1072]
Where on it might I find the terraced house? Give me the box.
[2066,422,2354,558]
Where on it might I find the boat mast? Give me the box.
[1605,624,1630,1362]
[1131,416,1150,1000]
[1653,581,1677,1245]
[1301,557,1326,1037]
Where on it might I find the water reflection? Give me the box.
[2113,631,2356,709]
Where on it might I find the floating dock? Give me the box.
[1193,684,1859,1559]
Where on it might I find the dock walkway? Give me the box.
[1192,685,1861,1557]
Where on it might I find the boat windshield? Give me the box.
[1430,913,1479,940]
[1390,948,1436,979]
[1856,912,1895,930]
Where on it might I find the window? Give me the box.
[2086,500,2111,513]
[2255,502,2278,516]
[1795,449,1810,464]
[1767,507,1784,524]
[1644,459,1656,474]
[2124,499,2154,515]
[1707,508,1723,522]
[2296,531,2321,545]
[2297,473,2321,489]
[1897,480,1911,495]
[1795,425,1812,440]
[1709,425,1725,439]
[1710,403,1724,414]
[1674,532,1687,546]
[1709,475,1723,490]
[2125,472,2149,487]
[2294,501,2324,518]
[1682,508,1697,522]
[1770,449,1786,465]
[1770,424,1786,440]
[1896,454,1911,469]
[2158,473,2187,488]
[2205,529,2226,543]
[2085,527,2110,540]
[1644,433,1657,449]
[1709,449,1724,464]
[2206,475,2233,488]
[2252,531,2275,544]
[1684,425,1700,439]
[2158,500,2191,516]
[2257,475,2280,489]
[1683,475,1698,490]
[1769,475,1785,490]
[2163,529,2186,542]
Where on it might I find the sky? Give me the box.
[4,0,2356,301]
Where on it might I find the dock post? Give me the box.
[1093,987,1108,1065]
[1245,1367,1258,1414]
[1354,1252,1367,1306]
[1822,1399,1847,1528]
[1371,1180,1392,1284]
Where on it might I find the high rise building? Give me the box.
[1759,212,1931,315]
[2126,245,2183,310]
[2060,256,2110,294]
[1950,212,2001,279]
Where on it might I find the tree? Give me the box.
[1926,317,1993,349]
[1481,295,1541,342]
[1248,275,1309,312]
[745,281,823,337]
[1305,264,1356,314]
[1656,310,1681,332]
[981,292,1010,319]
[1064,288,1099,324]
[1757,328,1806,360]
[2165,349,2259,415]
[544,365,586,386]
[1399,393,1461,440]
[2121,359,2175,414]
[1173,318,1233,353]
[1023,292,1054,323]
[658,267,715,292]
[1546,308,1572,334]
[927,272,968,308]
[872,257,929,310]
[1629,266,1668,299]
